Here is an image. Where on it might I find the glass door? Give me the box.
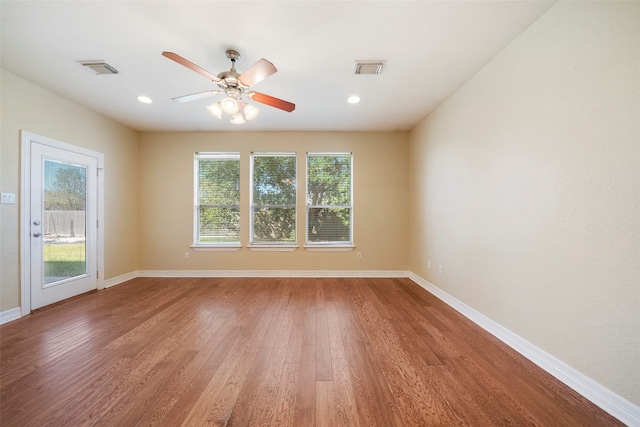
[30,142,97,309]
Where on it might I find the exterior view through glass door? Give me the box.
[30,141,98,310]
[43,159,88,284]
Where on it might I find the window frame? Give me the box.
[192,152,241,251]
[248,152,298,250]
[305,152,354,250]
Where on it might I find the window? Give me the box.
[194,152,240,247]
[250,152,297,245]
[306,153,353,246]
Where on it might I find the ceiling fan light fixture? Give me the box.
[220,97,240,115]
[244,103,259,120]
[207,102,223,119]
[230,113,246,124]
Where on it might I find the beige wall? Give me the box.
[0,70,139,311]
[138,131,409,271]
[409,1,639,406]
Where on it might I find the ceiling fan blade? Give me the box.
[238,58,277,87]
[162,51,220,82]
[171,90,222,103]
[250,92,295,112]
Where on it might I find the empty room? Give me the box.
[1,1,638,426]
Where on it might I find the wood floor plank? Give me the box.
[325,288,359,427]
[269,362,300,427]
[330,356,360,427]
[290,280,317,427]
[325,296,346,361]
[0,277,624,427]
[124,316,231,426]
[158,323,242,426]
[337,284,404,426]
[226,341,275,427]
[315,301,332,380]
[181,308,273,426]
[315,381,336,427]
[260,310,295,389]
[246,386,278,427]
[33,301,212,426]
[227,281,294,426]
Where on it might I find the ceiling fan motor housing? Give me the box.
[217,50,246,92]
[216,73,233,87]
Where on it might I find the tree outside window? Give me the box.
[251,153,297,244]
[306,153,352,245]
[195,153,240,245]
[45,164,86,211]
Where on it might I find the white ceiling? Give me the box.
[1,1,555,132]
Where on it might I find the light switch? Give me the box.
[1,193,16,204]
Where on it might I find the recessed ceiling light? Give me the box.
[137,96,152,104]
[347,95,360,104]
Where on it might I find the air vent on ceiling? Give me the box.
[79,61,119,75]
[353,61,384,75]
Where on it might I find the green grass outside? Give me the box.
[44,243,86,278]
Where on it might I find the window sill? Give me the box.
[247,245,299,252]
[304,245,355,252]
[191,245,242,252]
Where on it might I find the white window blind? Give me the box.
[306,153,353,245]
[194,152,240,245]
[250,152,297,244]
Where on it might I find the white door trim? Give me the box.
[20,131,105,316]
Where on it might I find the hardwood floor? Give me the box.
[0,277,622,426]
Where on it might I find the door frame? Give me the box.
[20,131,105,316]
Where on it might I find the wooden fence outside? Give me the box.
[44,210,86,237]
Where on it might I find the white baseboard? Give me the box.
[408,272,640,427]
[103,271,139,288]
[137,269,410,278]
[0,307,22,325]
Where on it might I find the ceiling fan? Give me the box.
[162,50,295,124]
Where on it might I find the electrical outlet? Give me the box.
[427,260,431,269]
[184,252,190,259]
[356,252,362,259]
[439,265,443,275]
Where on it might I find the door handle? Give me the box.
[33,232,42,237]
